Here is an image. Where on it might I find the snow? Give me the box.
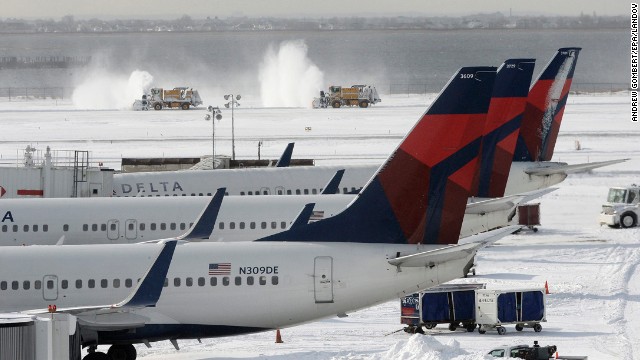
[0,92,637,359]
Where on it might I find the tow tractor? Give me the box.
[599,184,639,228]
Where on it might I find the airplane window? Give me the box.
[240,192,245,195]
[240,222,245,230]
[83,224,88,232]
[34,280,41,290]
[259,276,266,285]
[263,190,268,195]
[250,222,256,229]
[206,193,212,196]
[271,222,276,229]
[230,222,235,229]
[140,223,146,231]
[101,224,106,231]
[191,193,196,196]
[180,223,186,230]
[163,278,168,287]
[198,277,205,286]
[92,224,98,231]
[88,279,95,288]
[235,276,242,286]
[182,194,186,196]
[312,189,317,194]
[161,223,166,230]
[225,192,229,196]
[222,277,230,286]
[151,223,157,231]
[113,279,120,288]
[277,190,283,195]
[199,193,204,196]
[128,223,134,231]
[101,279,108,288]
[352,187,357,192]
[210,277,217,286]
[296,189,301,195]
[218,222,224,230]
[61,280,68,289]
[110,223,116,231]
[23,281,30,290]
[125,279,132,288]
[343,187,348,193]
[13,225,18,232]
[186,277,193,287]
[261,222,267,229]
[42,224,48,232]
[247,276,254,285]
[173,194,177,196]
[0,281,6,290]
[272,276,279,285]
[281,222,286,229]
[76,280,82,289]
[304,189,309,195]
[1,225,6,232]
[248,191,253,195]
[23,225,29,232]
[12,281,19,290]
[33,225,38,232]
[170,223,176,230]
[63,224,69,232]
[174,278,181,287]
[287,190,292,195]
[46,280,53,290]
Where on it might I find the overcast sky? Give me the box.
[1,0,629,20]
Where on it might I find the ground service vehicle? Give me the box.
[313,85,381,108]
[599,184,640,228]
[134,87,202,110]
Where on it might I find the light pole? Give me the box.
[224,94,241,160]
[205,105,222,169]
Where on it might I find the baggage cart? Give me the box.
[475,288,546,335]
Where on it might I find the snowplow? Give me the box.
[599,184,640,228]
[133,87,202,110]
[312,85,381,108]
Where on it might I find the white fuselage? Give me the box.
[112,162,567,198]
[1,194,519,246]
[0,241,472,344]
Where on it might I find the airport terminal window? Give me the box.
[259,276,267,285]
[272,276,279,285]
[151,223,157,231]
[101,279,108,288]
[235,276,242,285]
[174,278,181,287]
[125,279,133,288]
[210,277,217,286]
[140,223,146,231]
[198,277,205,286]
[0,281,6,290]
[33,225,38,232]
[12,281,19,290]
[76,280,82,289]
[218,222,224,230]
[23,281,30,290]
[222,277,230,286]
[113,279,120,288]
[240,222,245,229]
[61,280,68,289]
[101,224,106,231]
[34,280,41,290]
[161,223,166,230]
[23,225,29,232]
[92,224,98,231]
[247,276,254,285]
[186,277,193,287]
[250,222,256,229]
[230,222,235,229]
[88,279,95,289]
[63,224,69,232]
[43,224,48,232]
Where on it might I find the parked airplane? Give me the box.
[0,58,539,246]
[0,66,519,360]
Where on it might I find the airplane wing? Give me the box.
[321,169,345,195]
[524,158,629,176]
[22,240,177,330]
[465,188,557,214]
[389,226,521,267]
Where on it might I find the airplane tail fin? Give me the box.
[514,47,581,162]
[275,143,295,167]
[473,59,535,198]
[259,67,496,245]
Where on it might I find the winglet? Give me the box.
[116,240,178,308]
[179,188,225,240]
[275,143,295,167]
[321,169,345,194]
[289,203,316,229]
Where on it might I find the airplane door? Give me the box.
[43,275,58,301]
[275,186,285,195]
[125,219,137,240]
[314,256,334,303]
[107,219,119,240]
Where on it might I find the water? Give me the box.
[0,29,627,96]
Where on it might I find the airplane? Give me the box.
[111,48,624,200]
[0,66,520,360]
[0,58,541,246]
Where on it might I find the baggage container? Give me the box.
[476,288,546,335]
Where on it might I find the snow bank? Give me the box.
[371,335,493,360]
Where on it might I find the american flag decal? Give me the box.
[209,263,231,275]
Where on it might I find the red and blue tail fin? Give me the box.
[514,47,581,162]
[259,67,496,245]
[473,59,535,198]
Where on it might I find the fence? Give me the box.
[0,87,73,100]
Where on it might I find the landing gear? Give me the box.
[107,344,137,360]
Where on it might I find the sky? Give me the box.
[1,0,629,20]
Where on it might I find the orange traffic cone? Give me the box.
[275,329,283,343]
[545,281,550,294]
[554,351,559,359]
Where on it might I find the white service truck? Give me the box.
[133,87,202,110]
[312,85,381,108]
[599,185,640,228]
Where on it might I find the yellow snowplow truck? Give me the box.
[134,87,203,110]
[313,85,381,108]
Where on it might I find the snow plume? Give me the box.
[371,335,494,360]
[258,40,324,108]
[72,70,153,110]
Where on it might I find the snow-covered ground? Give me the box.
[0,92,637,359]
